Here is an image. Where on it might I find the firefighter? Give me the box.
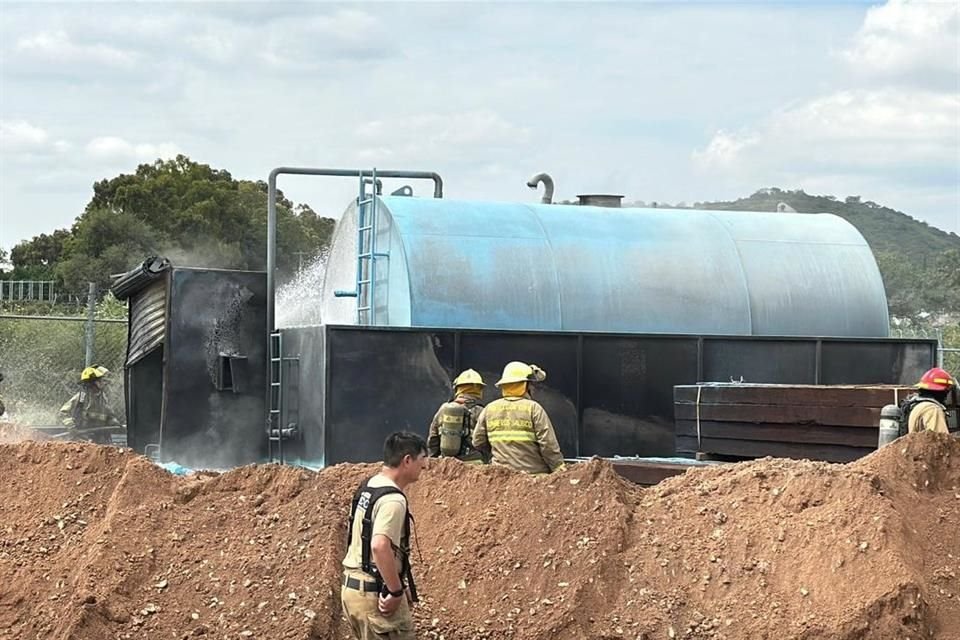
[427,368,487,463]
[472,361,565,474]
[907,367,956,435]
[341,432,427,640]
[59,365,123,442]
[0,371,6,417]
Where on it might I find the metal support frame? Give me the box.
[265,166,444,448]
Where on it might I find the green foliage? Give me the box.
[7,229,70,281]
[95,292,127,320]
[5,155,335,295]
[0,316,126,426]
[56,208,164,292]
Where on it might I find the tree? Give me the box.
[56,209,164,292]
[53,155,335,292]
[7,230,70,281]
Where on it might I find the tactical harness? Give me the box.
[347,478,419,602]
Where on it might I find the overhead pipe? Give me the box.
[526,172,555,204]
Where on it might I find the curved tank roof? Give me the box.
[321,197,889,337]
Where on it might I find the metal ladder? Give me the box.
[352,169,390,324]
[267,330,301,465]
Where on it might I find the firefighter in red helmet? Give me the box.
[907,367,956,435]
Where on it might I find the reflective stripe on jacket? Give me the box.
[472,396,564,474]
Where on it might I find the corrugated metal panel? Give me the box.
[321,197,890,338]
[111,256,171,300]
[127,279,167,366]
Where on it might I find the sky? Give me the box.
[0,0,958,252]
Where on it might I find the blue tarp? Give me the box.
[157,461,193,476]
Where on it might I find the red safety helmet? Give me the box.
[916,367,956,392]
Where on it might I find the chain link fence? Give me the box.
[0,315,127,427]
[890,325,959,373]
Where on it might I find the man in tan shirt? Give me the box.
[341,432,428,640]
[907,367,956,435]
[472,361,565,475]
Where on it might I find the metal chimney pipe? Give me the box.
[526,173,555,204]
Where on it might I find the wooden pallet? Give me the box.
[673,383,913,463]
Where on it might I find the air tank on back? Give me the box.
[321,186,889,337]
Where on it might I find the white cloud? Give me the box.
[1,1,958,246]
[0,120,48,149]
[353,109,532,166]
[85,136,180,162]
[692,0,960,233]
[258,10,394,71]
[0,120,71,155]
[693,88,960,232]
[16,30,138,68]
[692,130,759,168]
[695,89,959,171]
[410,111,532,147]
[842,0,959,79]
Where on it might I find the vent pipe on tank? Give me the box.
[526,173,555,204]
[577,194,623,208]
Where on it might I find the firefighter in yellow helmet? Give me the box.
[59,365,123,443]
[426,369,488,464]
[472,361,565,474]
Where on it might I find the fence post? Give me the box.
[84,282,97,366]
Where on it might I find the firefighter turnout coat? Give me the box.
[472,396,564,474]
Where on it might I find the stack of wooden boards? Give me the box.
[674,383,914,463]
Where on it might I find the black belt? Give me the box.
[342,574,380,593]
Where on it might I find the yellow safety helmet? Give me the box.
[495,361,547,387]
[80,365,110,382]
[452,369,485,387]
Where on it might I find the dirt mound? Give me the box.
[0,434,957,640]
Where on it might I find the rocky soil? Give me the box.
[0,432,957,640]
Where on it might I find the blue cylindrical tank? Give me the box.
[321,197,890,337]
